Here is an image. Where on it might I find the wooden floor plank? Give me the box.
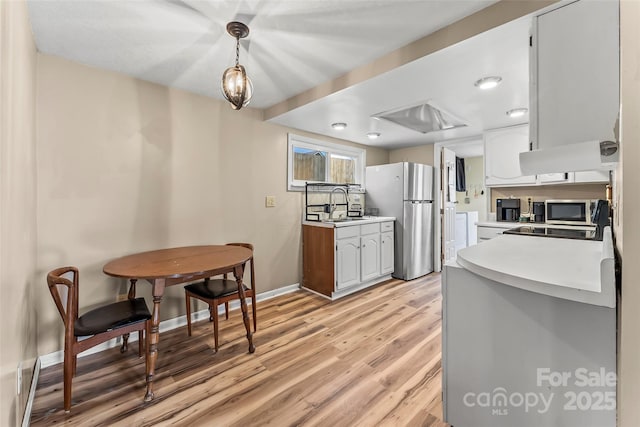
[31,273,448,426]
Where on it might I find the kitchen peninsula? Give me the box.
[442,227,616,427]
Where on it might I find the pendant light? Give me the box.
[221,21,253,110]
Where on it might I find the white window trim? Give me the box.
[287,133,366,191]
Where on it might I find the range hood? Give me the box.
[519,140,619,175]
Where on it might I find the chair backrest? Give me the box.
[47,266,79,328]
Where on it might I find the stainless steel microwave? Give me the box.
[545,200,594,225]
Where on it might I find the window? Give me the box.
[287,134,366,191]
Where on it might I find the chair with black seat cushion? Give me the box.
[184,242,256,352]
[47,266,151,412]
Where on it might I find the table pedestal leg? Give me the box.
[145,280,164,402]
[234,265,255,353]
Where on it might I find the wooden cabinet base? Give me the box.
[302,225,334,297]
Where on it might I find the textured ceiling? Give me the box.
[27,0,498,109]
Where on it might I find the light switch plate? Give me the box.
[265,196,276,207]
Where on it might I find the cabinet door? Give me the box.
[485,125,537,186]
[380,231,394,275]
[360,233,380,282]
[532,0,619,149]
[573,170,609,184]
[538,173,569,184]
[336,237,360,290]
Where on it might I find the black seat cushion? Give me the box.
[185,279,249,300]
[74,297,151,337]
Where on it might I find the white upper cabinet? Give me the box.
[484,124,537,187]
[530,0,619,150]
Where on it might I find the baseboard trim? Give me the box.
[39,283,300,369]
[21,357,40,427]
[300,286,332,300]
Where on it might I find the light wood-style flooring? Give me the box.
[31,273,446,426]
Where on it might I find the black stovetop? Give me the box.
[503,226,602,241]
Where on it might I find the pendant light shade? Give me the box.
[221,22,253,110]
[222,64,253,110]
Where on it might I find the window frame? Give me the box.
[287,133,366,191]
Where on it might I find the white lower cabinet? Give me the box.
[360,233,380,282]
[303,219,395,300]
[380,231,394,275]
[336,236,361,290]
[333,220,394,297]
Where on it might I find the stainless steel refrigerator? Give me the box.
[365,162,434,280]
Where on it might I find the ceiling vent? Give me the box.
[375,101,467,134]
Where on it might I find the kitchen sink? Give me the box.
[323,217,367,223]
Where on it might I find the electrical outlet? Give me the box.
[265,196,276,207]
[16,362,22,395]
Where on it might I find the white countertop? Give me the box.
[302,216,395,228]
[455,226,615,308]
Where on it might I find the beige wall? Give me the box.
[0,0,38,425]
[619,1,640,425]
[35,54,388,356]
[389,144,435,166]
[455,156,487,222]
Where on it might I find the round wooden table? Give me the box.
[103,245,255,401]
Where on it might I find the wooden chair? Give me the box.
[184,243,257,352]
[46,266,151,412]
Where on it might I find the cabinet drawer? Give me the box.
[381,221,394,232]
[336,225,360,239]
[360,223,380,235]
[477,226,509,240]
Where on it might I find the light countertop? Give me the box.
[302,216,395,228]
[453,226,615,308]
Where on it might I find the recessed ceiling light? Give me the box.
[331,122,347,130]
[474,76,502,90]
[367,132,381,140]
[507,108,528,118]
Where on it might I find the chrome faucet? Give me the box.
[329,186,349,218]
